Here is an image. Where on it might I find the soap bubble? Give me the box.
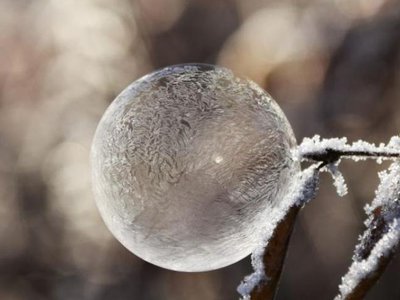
[91,64,299,271]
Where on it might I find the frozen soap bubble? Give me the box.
[91,64,299,272]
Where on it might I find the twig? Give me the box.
[302,137,400,299]
[238,136,400,300]
[247,205,300,300]
[335,162,400,300]
[297,135,400,167]
[304,148,400,167]
[238,165,320,300]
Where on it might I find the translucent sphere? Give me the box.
[91,64,299,272]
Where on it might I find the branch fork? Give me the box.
[238,135,400,300]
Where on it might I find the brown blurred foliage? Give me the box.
[1,0,400,299]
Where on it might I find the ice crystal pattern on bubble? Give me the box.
[91,64,299,271]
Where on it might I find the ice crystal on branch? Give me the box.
[324,163,348,197]
[335,162,400,300]
[294,135,400,197]
[240,135,400,300]
[237,165,320,299]
[296,135,400,163]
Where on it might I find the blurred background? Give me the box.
[1,0,400,299]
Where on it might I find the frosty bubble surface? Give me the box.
[91,64,299,271]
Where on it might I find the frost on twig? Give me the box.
[335,162,400,300]
[297,135,400,164]
[237,165,320,300]
[295,135,400,197]
[238,135,400,300]
[324,163,348,197]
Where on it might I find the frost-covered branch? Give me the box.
[298,135,400,197]
[237,165,320,300]
[335,162,400,300]
[297,135,400,166]
[238,135,400,300]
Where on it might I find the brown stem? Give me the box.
[303,148,400,167]
[249,206,300,300]
[242,145,400,300]
[306,147,400,300]
[342,253,395,300]
[240,166,319,300]
[335,160,400,300]
[338,207,399,300]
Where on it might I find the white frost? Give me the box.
[367,162,400,213]
[295,135,400,162]
[237,165,320,299]
[335,219,400,300]
[324,163,348,197]
[293,135,400,197]
[335,162,400,300]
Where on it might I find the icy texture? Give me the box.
[237,165,319,298]
[91,64,299,272]
[335,162,400,300]
[296,135,400,162]
[295,135,400,196]
[325,163,348,197]
[335,220,400,300]
[367,162,400,212]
